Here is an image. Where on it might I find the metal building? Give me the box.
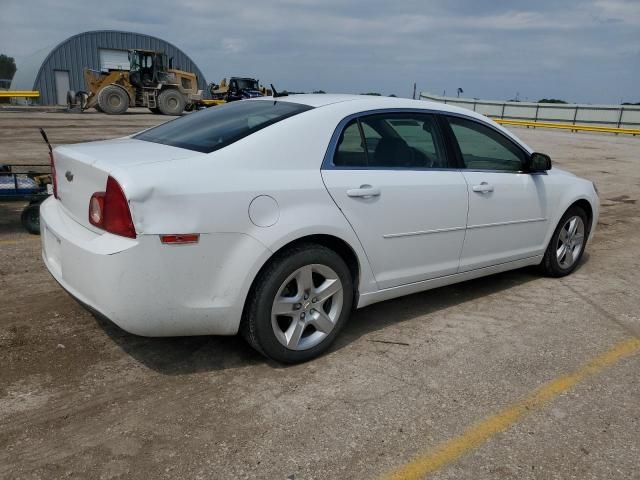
[11,30,208,105]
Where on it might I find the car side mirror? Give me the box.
[528,152,552,172]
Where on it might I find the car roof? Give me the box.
[254,94,533,154]
[258,93,471,115]
[267,94,365,107]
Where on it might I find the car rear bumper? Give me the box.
[40,197,270,337]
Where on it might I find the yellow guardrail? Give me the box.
[0,90,40,98]
[492,118,640,136]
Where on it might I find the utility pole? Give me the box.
[412,83,417,100]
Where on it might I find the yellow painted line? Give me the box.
[382,337,640,480]
[0,90,40,98]
[493,118,640,136]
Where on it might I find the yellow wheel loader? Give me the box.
[69,49,202,115]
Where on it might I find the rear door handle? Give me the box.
[347,185,381,198]
[472,182,494,194]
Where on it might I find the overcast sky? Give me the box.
[1,0,638,103]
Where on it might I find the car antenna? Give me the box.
[271,84,288,98]
[39,128,52,153]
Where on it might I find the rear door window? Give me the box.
[135,100,313,153]
[333,120,367,167]
[332,113,448,169]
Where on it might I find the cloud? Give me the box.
[593,0,640,25]
[0,0,638,103]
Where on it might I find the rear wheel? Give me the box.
[157,89,186,115]
[242,244,354,363]
[541,206,588,277]
[97,85,129,115]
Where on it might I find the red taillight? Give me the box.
[88,176,136,238]
[50,152,58,199]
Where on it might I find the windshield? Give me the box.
[135,100,313,153]
[236,79,259,90]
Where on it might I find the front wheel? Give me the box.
[157,89,186,115]
[97,85,129,115]
[541,206,588,277]
[241,244,354,363]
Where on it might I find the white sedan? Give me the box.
[41,94,599,363]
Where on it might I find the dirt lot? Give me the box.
[1,109,639,480]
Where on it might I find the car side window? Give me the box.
[446,116,526,172]
[332,113,448,169]
[360,123,381,156]
[362,114,447,168]
[334,120,367,167]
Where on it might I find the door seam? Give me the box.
[459,169,471,274]
[319,169,381,290]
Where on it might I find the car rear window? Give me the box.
[135,100,313,153]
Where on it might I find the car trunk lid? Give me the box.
[53,137,197,230]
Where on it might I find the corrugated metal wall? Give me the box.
[33,30,208,104]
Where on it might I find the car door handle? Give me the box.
[472,182,494,194]
[346,185,381,198]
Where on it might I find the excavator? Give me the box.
[68,49,203,115]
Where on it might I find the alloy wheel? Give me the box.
[556,215,585,269]
[271,264,344,351]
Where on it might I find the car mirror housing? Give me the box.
[528,152,552,172]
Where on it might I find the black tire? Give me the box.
[241,243,354,363]
[97,85,129,115]
[21,204,41,235]
[540,206,589,277]
[157,89,186,115]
